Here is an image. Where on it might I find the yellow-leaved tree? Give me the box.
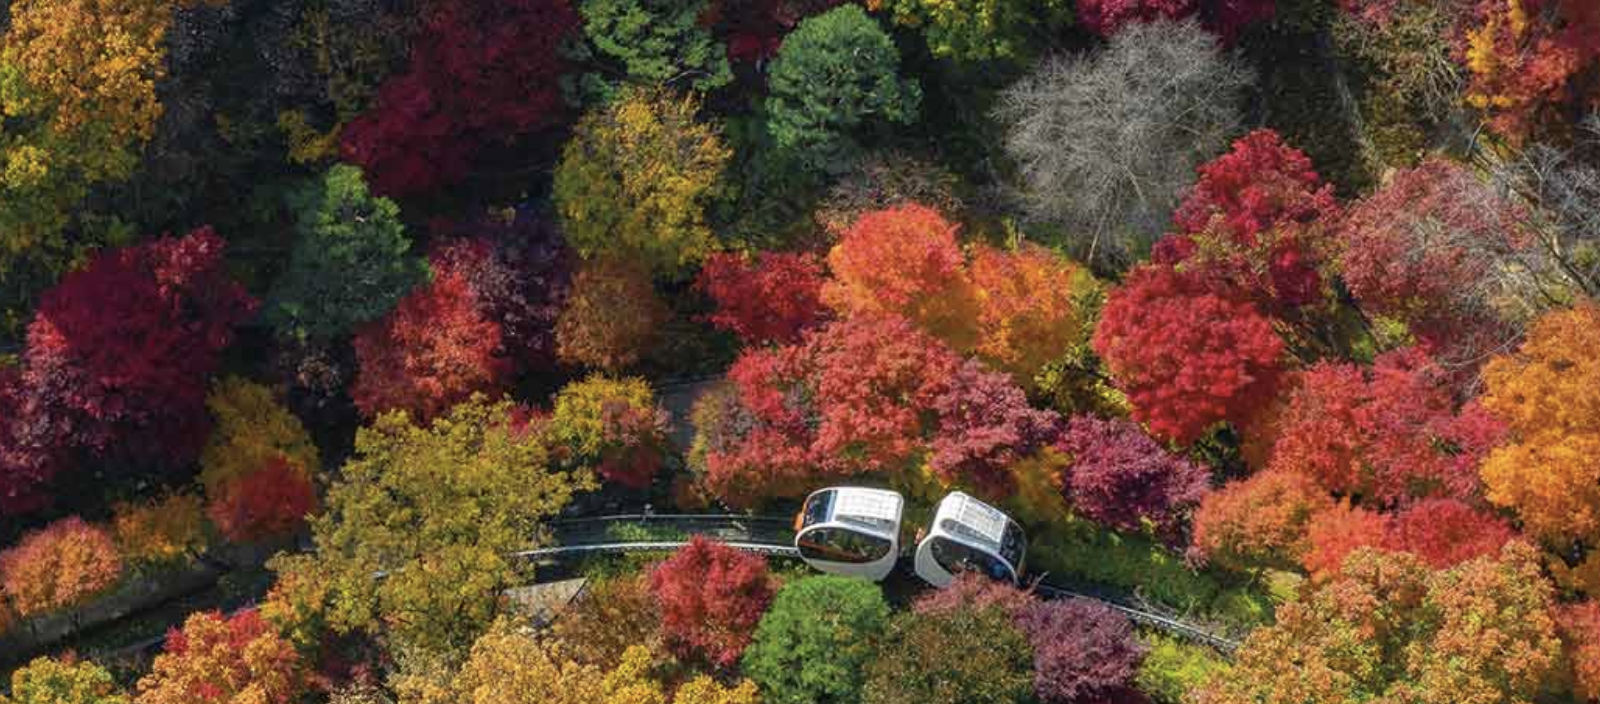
[1480,303,1600,593]
[199,376,321,497]
[282,396,594,656]
[552,87,730,279]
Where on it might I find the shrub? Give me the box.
[912,573,1035,620]
[1017,599,1146,704]
[112,494,207,568]
[1135,634,1231,704]
[649,536,775,668]
[8,656,129,704]
[0,516,123,618]
[742,576,890,704]
[545,375,670,489]
[862,606,1034,704]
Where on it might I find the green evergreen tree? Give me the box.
[742,576,891,704]
[265,164,429,342]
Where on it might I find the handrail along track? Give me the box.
[522,513,1240,653]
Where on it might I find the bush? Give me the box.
[8,656,129,704]
[1056,415,1211,541]
[862,606,1035,704]
[112,493,207,568]
[742,576,890,704]
[1018,599,1146,704]
[0,516,123,618]
[649,536,775,668]
[1135,634,1231,704]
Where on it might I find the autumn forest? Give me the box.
[1,0,1599,702]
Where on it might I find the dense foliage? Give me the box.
[650,537,775,669]
[743,576,890,704]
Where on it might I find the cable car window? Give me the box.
[929,536,1011,582]
[801,491,834,529]
[799,528,891,564]
[999,521,1026,568]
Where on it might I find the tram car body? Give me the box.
[913,491,1026,587]
[793,487,904,581]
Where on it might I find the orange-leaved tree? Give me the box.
[136,610,307,704]
[1479,303,1600,593]
[0,516,123,618]
[823,204,980,351]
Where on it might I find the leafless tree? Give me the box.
[994,18,1253,269]
[1486,114,1600,304]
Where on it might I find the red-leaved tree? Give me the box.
[5,229,254,509]
[429,209,574,370]
[1560,601,1600,702]
[1093,265,1284,445]
[1266,348,1501,506]
[696,251,828,346]
[649,536,774,669]
[1055,415,1212,541]
[351,266,512,422]
[1162,129,1341,315]
[1387,498,1515,569]
[340,0,579,197]
[206,455,319,544]
[1339,158,1527,366]
[1302,502,1390,579]
[137,609,307,704]
[1075,0,1273,42]
[927,360,1063,500]
[822,204,979,350]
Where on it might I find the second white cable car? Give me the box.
[793,487,904,582]
[913,491,1027,587]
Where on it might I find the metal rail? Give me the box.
[528,513,1241,654]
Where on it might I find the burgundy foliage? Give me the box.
[912,570,1036,621]
[1056,415,1212,540]
[926,360,1063,500]
[430,208,574,370]
[1016,599,1147,704]
[649,536,774,668]
[340,0,579,197]
[707,0,842,62]
[695,251,828,346]
[1,229,254,512]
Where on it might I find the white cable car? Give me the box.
[793,487,904,581]
[914,491,1027,587]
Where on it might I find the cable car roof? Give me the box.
[935,493,1008,548]
[830,488,902,532]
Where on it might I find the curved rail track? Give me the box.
[519,512,1241,653]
